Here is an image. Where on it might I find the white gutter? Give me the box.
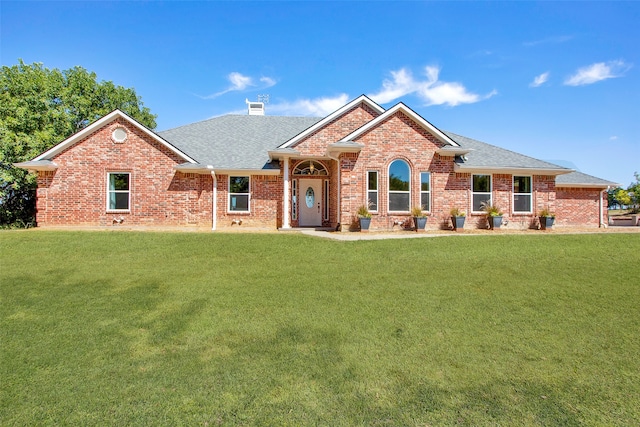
[600,187,609,228]
[454,164,574,176]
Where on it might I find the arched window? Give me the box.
[388,160,410,212]
[293,160,328,176]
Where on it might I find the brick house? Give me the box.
[16,95,616,231]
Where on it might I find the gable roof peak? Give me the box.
[277,94,385,149]
[32,109,196,163]
[339,101,460,147]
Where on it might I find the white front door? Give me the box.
[299,179,322,226]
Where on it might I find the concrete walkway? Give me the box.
[298,226,640,241]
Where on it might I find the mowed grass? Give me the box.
[1,231,639,426]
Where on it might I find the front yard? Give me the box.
[1,231,639,425]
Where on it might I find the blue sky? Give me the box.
[2,1,638,187]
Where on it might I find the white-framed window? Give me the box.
[513,176,532,213]
[388,160,410,212]
[229,176,250,212]
[420,172,431,212]
[324,180,329,221]
[292,179,297,220]
[367,171,378,212]
[107,172,130,211]
[472,174,492,212]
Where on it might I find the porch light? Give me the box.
[309,162,315,174]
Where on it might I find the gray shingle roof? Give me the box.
[556,171,619,187]
[159,115,321,170]
[443,131,571,171]
[158,114,614,187]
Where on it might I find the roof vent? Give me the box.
[246,99,265,116]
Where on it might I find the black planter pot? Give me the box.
[488,215,503,229]
[359,217,371,231]
[539,216,555,230]
[413,216,427,231]
[451,216,466,231]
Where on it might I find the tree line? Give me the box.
[0,60,156,226]
[608,172,640,213]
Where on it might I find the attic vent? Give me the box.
[246,99,265,116]
[111,127,128,143]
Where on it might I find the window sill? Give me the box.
[106,210,130,214]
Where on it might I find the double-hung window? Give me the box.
[420,172,430,211]
[107,172,130,211]
[513,176,532,213]
[367,171,378,212]
[472,174,492,212]
[229,176,250,212]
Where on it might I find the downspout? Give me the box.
[600,187,609,228]
[283,157,290,229]
[211,170,217,231]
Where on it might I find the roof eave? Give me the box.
[267,148,301,161]
[436,147,473,157]
[13,160,58,171]
[33,110,197,164]
[326,141,365,158]
[454,164,574,176]
[213,168,281,176]
[555,182,617,189]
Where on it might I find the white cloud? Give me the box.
[228,72,253,91]
[368,66,496,107]
[201,72,277,99]
[259,76,277,87]
[267,94,351,116]
[523,35,574,47]
[530,72,550,88]
[564,60,631,86]
[609,135,618,141]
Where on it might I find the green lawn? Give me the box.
[1,231,639,426]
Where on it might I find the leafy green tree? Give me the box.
[0,60,156,226]
[627,172,640,213]
[608,187,623,210]
[614,188,631,209]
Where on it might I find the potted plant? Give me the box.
[450,207,466,231]
[411,206,427,231]
[482,202,503,229]
[538,208,555,230]
[356,204,372,231]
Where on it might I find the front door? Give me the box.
[299,179,322,227]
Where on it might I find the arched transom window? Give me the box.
[293,160,328,176]
[388,159,410,212]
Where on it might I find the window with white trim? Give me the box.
[472,174,492,212]
[107,172,130,211]
[229,176,250,212]
[513,176,532,213]
[388,160,410,212]
[367,171,378,212]
[420,172,430,211]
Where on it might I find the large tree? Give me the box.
[0,60,157,226]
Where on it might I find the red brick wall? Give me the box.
[293,102,380,155]
[556,187,606,227]
[33,108,605,231]
[35,118,213,227]
[215,174,283,229]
